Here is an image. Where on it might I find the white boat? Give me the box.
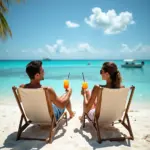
[121,59,144,68]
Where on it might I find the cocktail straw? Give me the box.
[82,72,85,82]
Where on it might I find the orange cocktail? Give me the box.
[82,81,88,89]
[64,79,69,89]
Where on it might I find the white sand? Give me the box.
[0,101,150,150]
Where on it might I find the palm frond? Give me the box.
[0,0,23,40]
[0,11,12,40]
[0,0,8,13]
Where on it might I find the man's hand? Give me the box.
[81,88,86,96]
[65,88,72,95]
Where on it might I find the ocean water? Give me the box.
[0,60,150,105]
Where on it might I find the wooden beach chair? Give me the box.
[82,86,135,143]
[12,87,67,143]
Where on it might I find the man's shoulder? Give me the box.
[46,87,55,92]
[19,84,25,88]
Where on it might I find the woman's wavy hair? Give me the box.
[101,62,122,88]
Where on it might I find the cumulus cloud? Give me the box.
[66,21,80,28]
[78,43,93,52]
[121,43,150,53]
[45,40,70,54]
[85,7,135,34]
[56,39,63,45]
[120,44,132,52]
[44,40,98,55]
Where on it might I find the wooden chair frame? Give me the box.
[12,86,67,143]
[82,86,135,143]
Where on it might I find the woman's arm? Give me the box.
[83,85,99,113]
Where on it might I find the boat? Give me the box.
[121,59,144,68]
[87,62,91,65]
[43,58,51,61]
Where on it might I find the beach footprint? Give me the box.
[143,134,150,142]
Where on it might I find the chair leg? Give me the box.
[16,115,30,141]
[65,112,68,126]
[95,119,102,143]
[121,114,134,140]
[48,118,54,143]
[16,115,24,140]
[126,114,134,140]
[83,114,86,128]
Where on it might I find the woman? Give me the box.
[79,62,123,121]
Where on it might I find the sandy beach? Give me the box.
[0,99,150,150]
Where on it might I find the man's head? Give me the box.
[26,61,44,81]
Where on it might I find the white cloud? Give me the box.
[45,40,70,54]
[44,40,99,56]
[121,43,150,53]
[45,45,56,53]
[78,43,93,52]
[121,44,132,52]
[85,7,135,34]
[119,43,150,59]
[17,41,150,60]
[56,39,63,45]
[66,21,80,28]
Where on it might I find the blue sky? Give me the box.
[0,0,150,59]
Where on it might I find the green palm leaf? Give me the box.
[0,11,12,39]
[0,0,22,40]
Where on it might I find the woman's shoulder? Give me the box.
[120,85,125,88]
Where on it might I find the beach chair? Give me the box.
[82,86,135,143]
[12,87,67,143]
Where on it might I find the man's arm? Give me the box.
[19,84,25,88]
[48,87,72,109]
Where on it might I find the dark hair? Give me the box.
[26,61,42,79]
[101,62,122,88]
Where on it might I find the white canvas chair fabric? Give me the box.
[18,88,52,124]
[97,88,130,124]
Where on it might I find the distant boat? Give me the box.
[87,62,91,65]
[121,59,144,68]
[43,58,51,60]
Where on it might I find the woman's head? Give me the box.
[100,62,122,88]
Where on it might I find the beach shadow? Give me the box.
[0,120,67,150]
[0,131,45,150]
[74,122,131,150]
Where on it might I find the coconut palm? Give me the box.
[0,0,21,40]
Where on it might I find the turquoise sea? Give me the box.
[0,60,150,105]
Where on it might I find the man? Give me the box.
[20,60,75,120]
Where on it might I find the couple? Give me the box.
[20,61,123,121]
